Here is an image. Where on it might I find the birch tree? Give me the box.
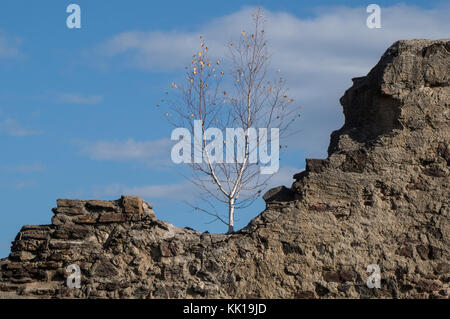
[164,8,299,233]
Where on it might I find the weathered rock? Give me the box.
[121,196,143,214]
[75,216,97,225]
[0,39,448,299]
[98,213,126,223]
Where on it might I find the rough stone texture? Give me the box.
[0,39,449,299]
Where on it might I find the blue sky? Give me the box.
[0,0,448,257]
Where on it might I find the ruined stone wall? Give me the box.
[0,196,157,297]
[0,39,449,299]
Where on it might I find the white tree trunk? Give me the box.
[228,198,235,233]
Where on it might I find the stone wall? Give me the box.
[0,196,157,297]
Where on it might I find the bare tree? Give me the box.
[164,8,298,233]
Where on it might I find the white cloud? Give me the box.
[77,138,173,167]
[93,4,449,75]
[0,30,21,58]
[95,30,200,71]
[92,181,193,200]
[56,93,103,105]
[0,119,42,136]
